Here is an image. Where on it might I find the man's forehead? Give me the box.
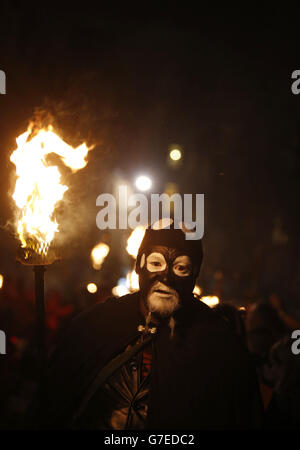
[145,245,192,260]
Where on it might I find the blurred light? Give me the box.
[112,275,135,297]
[87,283,98,294]
[126,270,139,291]
[169,149,182,161]
[200,295,220,308]
[112,277,130,297]
[91,242,110,270]
[112,285,129,297]
[0,274,3,289]
[126,226,146,259]
[135,175,152,191]
[193,285,202,296]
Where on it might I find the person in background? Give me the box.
[262,293,300,428]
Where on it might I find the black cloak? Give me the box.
[39,292,263,429]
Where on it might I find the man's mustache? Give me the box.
[150,281,178,297]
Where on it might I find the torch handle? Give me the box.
[33,266,47,384]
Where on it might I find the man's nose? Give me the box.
[161,271,168,282]
[161,265,172,283]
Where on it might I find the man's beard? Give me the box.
[146,281,180,318]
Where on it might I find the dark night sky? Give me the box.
[0,5,299,303]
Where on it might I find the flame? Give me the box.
[126,270,139,291]
[10,124,92,256]
[91,242,110,270]
[200,295,220,308]
[112,276,129,297]
[193,285,202,297]
[0,274,3,289]
[112,270,139,297]
[126,226,146,259]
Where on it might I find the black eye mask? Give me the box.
[137,245,197,303]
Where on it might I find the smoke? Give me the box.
[6,72,124,254]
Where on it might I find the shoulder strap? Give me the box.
[73,334,153,421]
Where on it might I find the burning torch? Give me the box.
[10,124,92,393]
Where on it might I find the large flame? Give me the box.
[10,124,92,255]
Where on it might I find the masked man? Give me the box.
[39,220,263,429]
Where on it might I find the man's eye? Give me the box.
[173,255,192,277]
[146,252,167,272]
[173,264,191,276]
